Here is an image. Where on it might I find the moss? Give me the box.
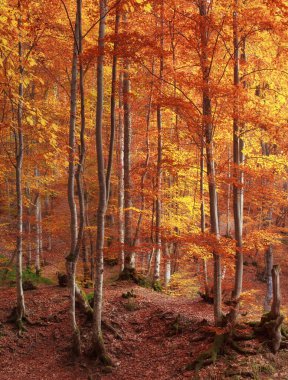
[187,333,228,372]
[137,275,153,288]
[252,362,275,379]
[86,292,94,305]
[91,333,112,366]
[152,280,162,292]
[0,266,53,287]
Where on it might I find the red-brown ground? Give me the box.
[1,248,288,380]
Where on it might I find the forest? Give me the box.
[0,0,288,379]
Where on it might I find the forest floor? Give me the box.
[1,258,288,379]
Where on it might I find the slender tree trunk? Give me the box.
[75,0,87,282]
[82,237,90,283]
[15,1,25,326]
[147,195,155,276]
[154,1,164,284]
[133,60,154,248]
[226,146,231,237]
[91,0,110,363]
[264,245,273,311]
[164,243,171,287]
[261,143,273,311]
[118,72,125,272]
[122,14,135,274]
[200,131,209,295]
[232,0,244,302]
[106,7,120,202]
[39,198,43,263]
[26,186,32,268]
[199,0,222,326]
[66,1,81,355]
[35,192,41,276]
[85,196,95,281]
[45,194,52,252]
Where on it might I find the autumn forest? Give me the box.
[1,0,288,379]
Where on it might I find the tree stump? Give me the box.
[258,265,284,353]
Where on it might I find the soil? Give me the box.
[1,252,288,379]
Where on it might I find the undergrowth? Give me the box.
[0,265,53,287]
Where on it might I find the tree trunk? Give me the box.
[35,192,41,276]
[264,245,273,311]
[15,2,25,326]
[122,13,135,274]
[132,60,154,248]
[226,146,231,237]
[200,130,209,295]
[66,0,81,355]
[106,7,120,203]
[199,0,222,326]
[26,186,32,268]
[45,194,52,252]
[261,265,283,353]
[154,1,164,284]
[118,72,125,272]
[164,243,171,288]
[91,0,110,363]
[75,0,88,286]
[232,0,244,302]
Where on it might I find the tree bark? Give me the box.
[15,1,25,326]
[106,7,120,203]
[35,191,41,276]
[264,245,273,311]
[199,0,222,326]
[118,72,125,272]
[66,0,81,355]
[154,0,164,284]
[91,0,110,363]
[122,13,135,274]
[164,243,171,288]
[232,0,244,302]
[200,129,209,295]
[132,60,154,248]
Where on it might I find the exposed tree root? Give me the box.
[187,333,227,371]
[233,333,255,341]
[7,307,28,336]
[72,327,81,356]
[90,333,112,366]
[187,324,258,372]
[254,312,284,353]
[229,340,256,355]
[102,319,123,340]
